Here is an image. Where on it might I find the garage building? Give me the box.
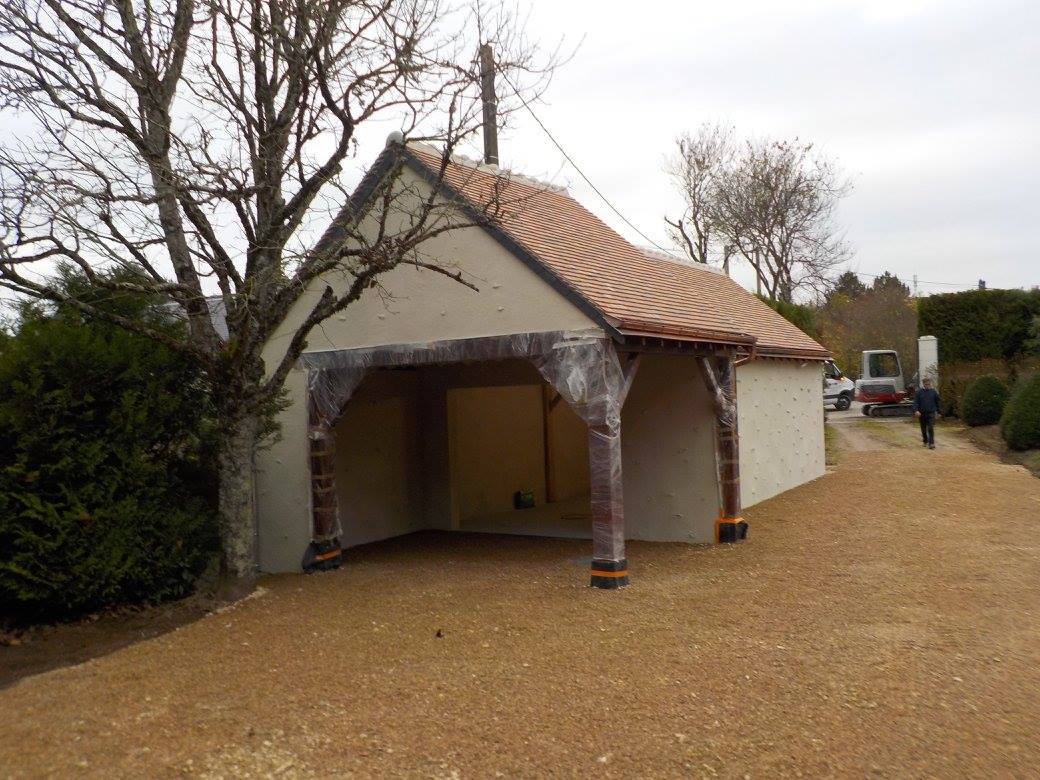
[255,140,828,587]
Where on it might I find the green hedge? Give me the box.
[0,275,218,623]
[1001,373,1040,451]
[918,289,1040,363]
[960,375,1009,426]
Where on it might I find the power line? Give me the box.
[498,80,994,293]
[498,71,672,255]
[844,267,978,290]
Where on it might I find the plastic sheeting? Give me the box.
[299,330,628,561]
[698,355,742,527]
[307,368,367,541]
[529,335,626,563]
[309,367,367,432]
[698,355,737,429]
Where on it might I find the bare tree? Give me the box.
[667,127,852,301]
[664,122,733,264]
[0,0,555,586]
[714,138,852,302]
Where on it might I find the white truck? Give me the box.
[823,360,855,411]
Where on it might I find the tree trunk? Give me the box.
[216,412,261,591]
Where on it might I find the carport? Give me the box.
[301,330,742,588]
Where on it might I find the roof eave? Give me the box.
[617,325,755,349]
[751,346,831,361]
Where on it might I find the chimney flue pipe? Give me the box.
[479,44,499,166]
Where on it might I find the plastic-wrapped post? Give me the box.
[698,355,747,543]
[301,367,366,572]
[586,424,626,585]
[529,337,633,588]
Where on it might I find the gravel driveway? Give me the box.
[2,427,1039,778]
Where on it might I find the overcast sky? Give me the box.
[457,0,1038,295]
[2,0,1035,304]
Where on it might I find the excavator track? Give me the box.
[864,403,915,418]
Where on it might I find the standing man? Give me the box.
[913,377,942,449]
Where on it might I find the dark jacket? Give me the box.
[913,387,941,415]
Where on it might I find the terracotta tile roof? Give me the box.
[404,145,829,359]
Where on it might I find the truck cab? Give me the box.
[855,350,906,404]
[823,360,855,411]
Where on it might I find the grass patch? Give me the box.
[824,424,840,465]
[857,420,915,448]
[1024,452,1040,473]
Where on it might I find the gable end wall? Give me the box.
[256,167,598,572]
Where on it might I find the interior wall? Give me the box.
[334,371,425,548]
[621,354,719,543]
[546,390,590,502]
[447,384,546,523]
[417,360,547,531]
[736,359,826,508]
[438,361,592,539]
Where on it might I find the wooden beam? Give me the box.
[619,352,642,407]
[542,384,557,504]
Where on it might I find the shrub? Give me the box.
[960,375,1009,426]
[932,358,1040,418]
[1001,373,1040,451]
[0,271,218,623]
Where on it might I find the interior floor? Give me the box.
[457,497,592,539]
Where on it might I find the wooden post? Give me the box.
[588,423,627,588]
[302,395,343,572]
[308,407,338,540]
[698,355,747,543]
[588,352,640,588]
[542,387,562,504]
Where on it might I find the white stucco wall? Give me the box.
[334,371,426,549]
[736,359,825,509]
[255,168,599,572]
[622,354,719,543]
[255,367,311,571]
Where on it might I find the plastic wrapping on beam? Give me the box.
[528,334,624,433]
[698,356,737,429]
[300,329,627,550]
[530,336,627,564]
[300,329,626,431]
[308,367,368,431]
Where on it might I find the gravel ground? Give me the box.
[2,433,1039,778]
